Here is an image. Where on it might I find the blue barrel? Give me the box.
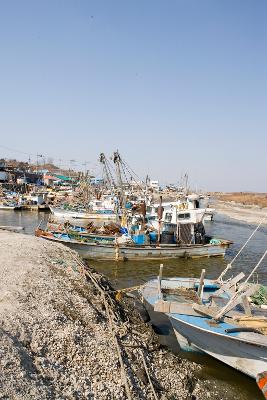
[132,234,145,245]
[149,232,158,243]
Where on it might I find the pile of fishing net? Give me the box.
[251,285,267,306]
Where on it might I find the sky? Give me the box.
[0,0,266,192]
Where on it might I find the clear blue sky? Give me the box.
[0,0,266,191]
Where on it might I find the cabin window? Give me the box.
[165,213,172,222]
[178,213,190,219]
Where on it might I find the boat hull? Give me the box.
[0,205,21,210]
[50,207,117,220]
[39,235,230,260]
[170,315,267,379]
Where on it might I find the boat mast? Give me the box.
[99,153,115,190]
[113,151,126,207]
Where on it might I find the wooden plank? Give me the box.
[154,300,202,316]
[192,303,219,318]
[241,295,252,316]
[215,272,245,295]
[157,264,164,299]
[215,284,260,320]
[192,303,246,320]
[197,269,206,301]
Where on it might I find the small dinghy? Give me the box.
[0,225,25,233]
[142,219,267,388]
[142,265,267,379]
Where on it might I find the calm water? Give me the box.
[1,209,266,399]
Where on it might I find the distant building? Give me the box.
[0,171,8,182]
[90,177,104,185]
[43,175,59,186]
[150,180,160,192]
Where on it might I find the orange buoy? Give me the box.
[257,371,267,399]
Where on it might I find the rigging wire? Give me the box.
[217,214,267,281]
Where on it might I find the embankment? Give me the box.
[214,200,267,225]
[0,230,222,399]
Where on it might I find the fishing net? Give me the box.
[251,286,267,305]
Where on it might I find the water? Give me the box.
[1,209,266,399]
[0,209,50,234]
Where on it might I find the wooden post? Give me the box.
[197,269,206,301]
[115,235,119,261]
[241,295,252,316]
[158,264,164,299]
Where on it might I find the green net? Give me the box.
[251,286,267,305]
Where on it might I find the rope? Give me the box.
[103,296,132,400]
[217,214,267,281]
[140,351,159,400]
[61,249,161,399]
[215,250,267,320]
[67,252,132,398]
[244,249,267,284]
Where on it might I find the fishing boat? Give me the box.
[49,206,117,220]
[143,273,267,379]
[36,229,231,260]
[142,223,267,387]
[38,221,128,244]
[146,193,215,224]
[0,203,21,210]
[38,197,231,260]
[0,225,25,232]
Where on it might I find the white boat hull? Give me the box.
[50,207,117,220]
[170,315,267,379]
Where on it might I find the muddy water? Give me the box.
[1,209,266,399]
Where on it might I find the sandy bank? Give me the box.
[214,200,267,226]
[0,230,223,399]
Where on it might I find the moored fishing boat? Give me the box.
[37,220,128,244]
[142,273,267,379]
[35,229,231,260]
[0,203,21,210]
[49,206,118,220]
[142,225,267,392]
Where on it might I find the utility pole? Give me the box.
[36,154,43,173]
[69,159,76,177]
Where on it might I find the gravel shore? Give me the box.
[0,230,224,399]
[214,200,267,225]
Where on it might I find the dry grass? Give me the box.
[215,192,267,208]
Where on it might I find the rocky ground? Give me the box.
[0,230,226,399]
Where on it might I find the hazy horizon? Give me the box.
[0,1,266,192]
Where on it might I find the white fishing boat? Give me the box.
[142,223,267,386]
[49,206,117,220]
[143,274,267,379]
[0,225,25,232]
[146,193,215,224]
[0,203,21,210]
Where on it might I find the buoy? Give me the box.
[257,371,267,399]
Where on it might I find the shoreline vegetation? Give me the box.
[0,230,224,400]
[212,193,267,225]
[214,193,267,208]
